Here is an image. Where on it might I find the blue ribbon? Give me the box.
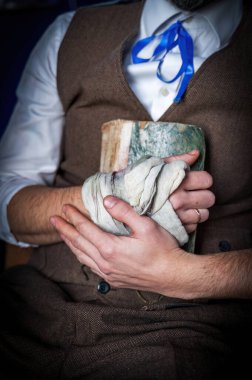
[131,21,194,103]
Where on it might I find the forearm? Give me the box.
[166,248,252,300]
[7,185,86,245]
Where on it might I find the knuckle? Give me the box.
[110,201,135,224]
[119,203,133,219]
[75,220,86,233]
[99,241,116,260]
[72,234,83,250]
[139,217,155,234]
[99,262,112,275]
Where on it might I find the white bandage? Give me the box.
[82,156,189,246]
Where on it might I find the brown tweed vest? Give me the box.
[29,1,252,304]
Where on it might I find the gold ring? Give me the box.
[194,208,201,223]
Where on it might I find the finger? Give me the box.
[52,214,117,277]
[178,171,213,191]
[104,196,153,236]
[60,233,104,277]
[177,208,209,225]
[163,149,200,166]
[170,189,215,211]
[50,214,102,264]
[184,223,197,234]
[183,208,209,234]
[62,204,114,245]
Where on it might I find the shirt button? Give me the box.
[160,86,169,96]
[97,281,111,294]
[218,240,231,252]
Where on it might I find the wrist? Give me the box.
[69,186,83,209]
[160,249,208,300]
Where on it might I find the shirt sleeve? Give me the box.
[0,11,75,246]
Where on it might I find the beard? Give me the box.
[171,0,218,11]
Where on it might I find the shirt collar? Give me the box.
[140,0,181,37]
[141,0,243,47]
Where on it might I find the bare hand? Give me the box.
[50,198,191,296]
[165,150,215,233]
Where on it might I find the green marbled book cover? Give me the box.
[101,119,205,252]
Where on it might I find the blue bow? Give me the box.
[131,21,194,103]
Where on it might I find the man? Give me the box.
[0,0,251,378]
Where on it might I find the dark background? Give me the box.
[0,0,124,139]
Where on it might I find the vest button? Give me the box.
[97,281,111,294]
[218,240,231,252]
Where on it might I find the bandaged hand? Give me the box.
[82,156,189,246]
[50,151,215,293]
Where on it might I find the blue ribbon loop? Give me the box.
[131,21,194,103]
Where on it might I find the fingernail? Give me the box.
[188,149,199,155]
[104,196,117,209]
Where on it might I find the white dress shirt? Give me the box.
[125,0,242,120]
[0,0,242,246]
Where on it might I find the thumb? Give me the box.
[103,195,149,234]
[164,149,200,166]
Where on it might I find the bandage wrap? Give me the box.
[82,156,189,246]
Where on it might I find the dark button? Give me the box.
[218,240,231,252]
[97,281,111,294]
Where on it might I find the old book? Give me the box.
[100,119,205,252]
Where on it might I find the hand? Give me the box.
[165,150,215,233]
[50,197,191,296]
[51,195,252,299]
